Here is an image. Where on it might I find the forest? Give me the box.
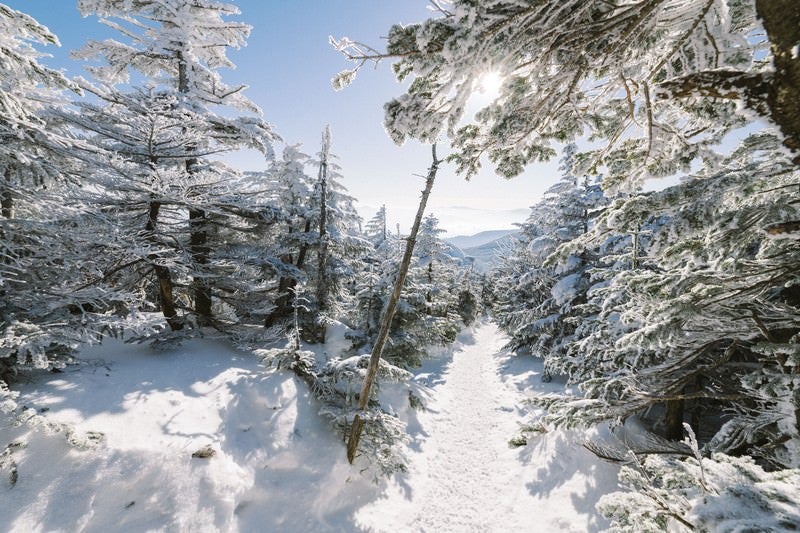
[1,1,800,532]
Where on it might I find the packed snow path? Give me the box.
[357,322,618,532]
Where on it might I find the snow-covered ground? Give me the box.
[0,322,619,532]
[357,323,619,532]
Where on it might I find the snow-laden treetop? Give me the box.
[74,0,260,113]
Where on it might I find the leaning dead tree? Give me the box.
[346,144,441,463]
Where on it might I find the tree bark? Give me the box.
[265,255,296,328]
[756,0,800,157]
[381,204,387,241]
[658,2,800,161]
[757,0,800,435]
[189,207,212,321]
[1,167,13,220]
[265,219,312,328]
[146,200,182,331]
[177,50,213,324]
[346,145,441,463]
[665,399,685,441]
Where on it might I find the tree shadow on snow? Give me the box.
[17,338,256,420]
[517,430,619,532]
[0,428,250,533]
[2,339,389,532]
[219,372,377,532]
[492,349,619,532]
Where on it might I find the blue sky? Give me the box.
[7,0,559,236]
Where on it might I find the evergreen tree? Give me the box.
[304,127,368,342]
[262,131,366,342]
[334,1,797,187]
[0,3,107,388]
[492,145,607,369]
[347,211,472,368]
[348,219,404,349]
[262,145,317,330]
[364,205,388,244]
[546,134,800,468]
[71,0,275,330]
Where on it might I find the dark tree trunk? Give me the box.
[314,137,330,343]
[264,256,297,328]
[313,128,331,344]
[1,167,13,220]
[665,399,685,441]
[146,200,182,331]
[657,2,800,162]
[176,50,212,324]
[189,207,212,322]
[757,0,800,435]
[264,219,312,328]
[426,261,433,304]
[296,220,311,269]
[381,205,387,241]
[756,0,800,158]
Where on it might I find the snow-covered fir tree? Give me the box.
[492,145,607,370]
[0,3,109,388]
[259,129,366,344]
[334,1,795,189]
[385,214,464,364]
[347,209,404,350]
[547,134,800,468]
[304,127,368,343]
[69,0,275,331]
[364,204,388,244]
[261,144,317,331]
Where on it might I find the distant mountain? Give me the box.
[446,230,520,272]
[445,229,518,250]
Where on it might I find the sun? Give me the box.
[479,71,504,98]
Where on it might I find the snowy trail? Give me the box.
[0,322,617,532]
[357,322,616,532]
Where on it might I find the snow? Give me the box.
[1,323,619,532]
[551,272,581,306]
[357,323,619,532]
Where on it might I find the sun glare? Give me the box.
[479,71,504,98]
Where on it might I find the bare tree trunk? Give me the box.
[346,145,441,463]
[665,399,685,441]
[380,204,387,241]
[296,220,311,269]
[189,207,212,321]
[631,223,641,270]
[264,254,295,328]
[757,1,800,434]
[426,261,434,304]
[756,0,800,157]
[146,199,182,331]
